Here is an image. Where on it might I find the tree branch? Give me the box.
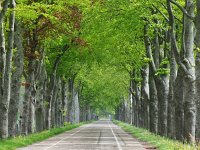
[161,2,182,23]
[169,0,195,20]
[53,44,70,71]
[152,4,169,23]
[167,0,190,75]
[0,0,9,24]
[144,24,157,74]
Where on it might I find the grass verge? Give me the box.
[113,120,199,150]
[0,122,90,150]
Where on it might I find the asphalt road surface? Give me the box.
[18,120,146,150]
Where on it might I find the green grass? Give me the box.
[113,120,199,150]
[0,122,90,150]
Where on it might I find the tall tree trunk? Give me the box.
[45,76,54,129]
[167,50,177,139]
[66,75,79,123]
[153,32,169,136]
[167,0,195,142]
[167,0,184,141]
[73,88,80,123]
[61,80,67,124]
[129,70,139,127]
[183,0,196,142]
[155,76,169,136]
[35,62,46,132]
[145,23,169,136]
[21,61,36,135]
[153,28,160,69]
[196,55,200,141]
[0,0,9,112]
[174,68,184,141]
[45,44,69,128]
[55,79,62,127]
[21,81,30,135]
[195,0,200,141]
[51,77,59,127]
[149,72,158,134]
[0,0,15,138]
[141,64,150,129]
[118,100,125,122]
[22,28,39,135]
[129,73,135,125]
[133,87,138,126]
[67,78,74,123]
[135,80,141,127]
[46,69,59,129]
[28,92,36,134]
[128,92,133,125]
[144,24,158,134]
[8,21,24,137]
[0,22,6,139]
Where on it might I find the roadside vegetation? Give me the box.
[114,120,199,150]
[0,122,88,150]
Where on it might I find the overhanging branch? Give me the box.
[169,0,195,20]
[152,4,169,23]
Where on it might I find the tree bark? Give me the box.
[0,0,9,112]
[167,0,196,142]
[144,24,158,134]
[167,49,177,139]
[73,88,80,123]
[135,79,141,127]
[51,77,60,127]
[46,44,69,128]
[194,0,200,141]
[174,68,184,141]
[183,0,196,142]
[67,78,74,123]
[145,23,169,136]
[21,60,36,135]
[129,72,135,125]
[0,22,6,139]
[141,65,150,129]
[61,80,67,124]
[55,79,62,127]
[8,21,24,137]
[149,73,158,134]
[35,61,47,132]
[155,76,169,136]
[0,0,15,138]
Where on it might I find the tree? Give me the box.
[0,0,16,139]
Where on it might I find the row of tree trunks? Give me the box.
[167,0,196,142]
[116,0,198,144]
[15,68,82,137]
[80,104,97,122]
[0,18,84,137]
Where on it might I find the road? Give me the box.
[18,120,146,150]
